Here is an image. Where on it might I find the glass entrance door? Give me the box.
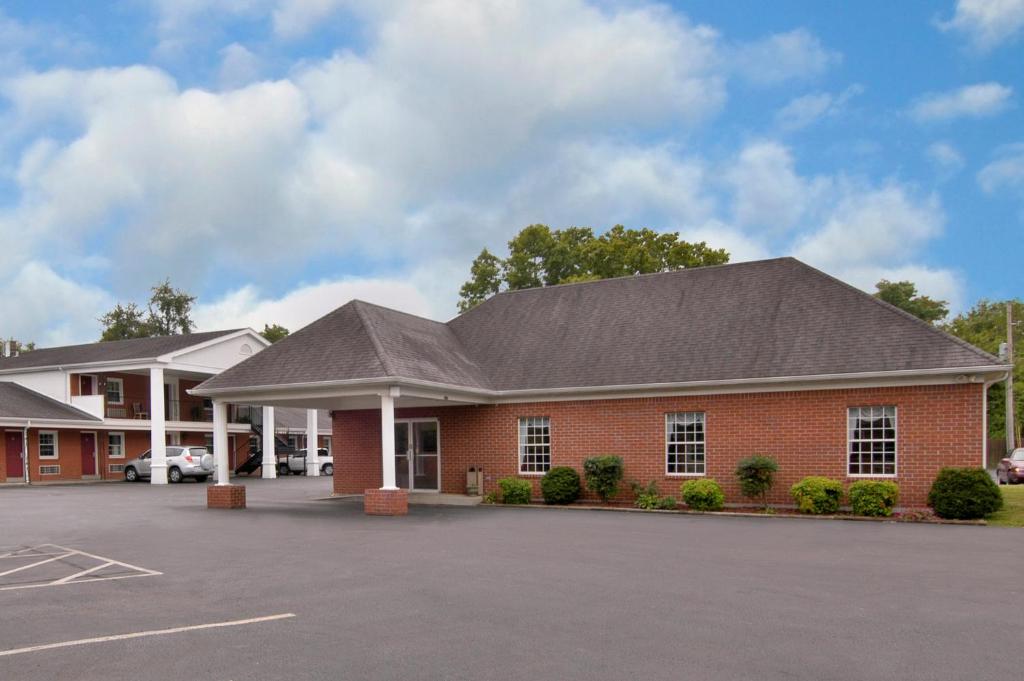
[393,420,439,491]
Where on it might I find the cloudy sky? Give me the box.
[1,0,1022,346]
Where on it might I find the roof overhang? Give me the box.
[189,364,1011,409]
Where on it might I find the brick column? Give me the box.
[364,488,408,516]
[208,484,246,509]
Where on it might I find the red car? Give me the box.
[996,449,1024,485]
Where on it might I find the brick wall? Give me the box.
[332,383,984,508]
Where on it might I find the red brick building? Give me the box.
[195,258,1008,513]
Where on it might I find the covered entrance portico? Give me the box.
[191,380,482,515]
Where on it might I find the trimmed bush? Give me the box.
[790,476,844,515]
[680,479,725,511]
[631,481,677,510]
[498,477,532,504]
[583,455,624,502]
[540,467,581,505]
[927,467,1003,520]
[849,480,899,517]
[735,455,779,507]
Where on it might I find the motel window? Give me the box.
[105,378,124,405]
[39,431,58,459]
[323,436,332,455]
[666,412,706,475]
[108,432,125,459]
[847,406,897,476]
[518,416,550,474]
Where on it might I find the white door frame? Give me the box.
[80,430,99,478]
[394,418,440,492]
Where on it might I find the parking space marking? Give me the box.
[0,613,296,658]
[0,544,162,591]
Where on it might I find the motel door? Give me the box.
[5,431,23,480]
[80,433,97,477]
[394,420,439,492]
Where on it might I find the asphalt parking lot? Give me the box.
[0,477,1020,681]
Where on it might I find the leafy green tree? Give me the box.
[261,324,290,344]
[457,224,729,311]
[99,280,196,341]
[874,280,949,324]
[944,300,1024,439]
[457,249,503,313]
[99,303,151,341]
[146,279,196,336]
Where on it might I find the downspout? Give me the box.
[23,420,30,485]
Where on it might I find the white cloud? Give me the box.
[939,0,1024,51]
[272,0,352,38]
[0,262,113,346]
[926,141,965,177]
[978,143,1024,194]
[218,43,262,88]
[725,141,827,232]
[909,82,1013,122]
[774,84,863,131]
[793,184,944,269]
[193,275,440,334]
[731,28,840,86]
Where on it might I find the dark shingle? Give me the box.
[196,258,1000,395]
[0,383,101,421]
[0,330,242,372]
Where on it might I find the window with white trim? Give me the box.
[39,431,58,459]
[666,412,706,475]
[105,377,124,405]
[108,432,125,459]
[518,416,550,473]
[847,406,897,476]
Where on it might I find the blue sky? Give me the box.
[0,0,1022,346]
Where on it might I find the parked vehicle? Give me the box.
[996,449,1024,485]
[124,447,215,483]
[276,448,333,476]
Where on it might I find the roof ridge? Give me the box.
[0,328,241,356]
[450,257,794,321]
[350,301,397,377]
[350,299,449,326]
[787,259,1004,365]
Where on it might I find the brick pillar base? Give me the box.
[364,488,408,516]
[207,484,246,509]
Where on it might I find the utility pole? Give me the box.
[1008,303,1016,454]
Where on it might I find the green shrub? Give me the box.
[927,467,1003,520]
[735,455,779,507]
[790,476,844,515]
[540,467,581,505]
[680,479,725,511]
[849,480,900,517]
[630,481,677,510]
[481,492,497,505]
[498,477,532,504]
[583,455,624,502]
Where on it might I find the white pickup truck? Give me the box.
[276,448,333,476]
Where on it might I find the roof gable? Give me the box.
[0,329,244,372]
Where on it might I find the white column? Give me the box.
[214,401,230,485]
[380,391,397,490]
[149,367,167,485]
[305,409,320,476]
[262,406,277,479]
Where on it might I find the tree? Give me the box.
[944,299,1024,439]
[99,303,151,341]
[99,280,196,341]
[146,279,196,336]
[874,280,949,324]
[457,224,729,311]
[261,324,290,344]
[457,249,503,313]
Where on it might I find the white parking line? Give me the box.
[0,544,162,591]
[0,613,297,658]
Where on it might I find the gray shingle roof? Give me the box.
[0,382,101,421]
[273,408,332,431]
[196,258,1001,395]
[0,330,242,372]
